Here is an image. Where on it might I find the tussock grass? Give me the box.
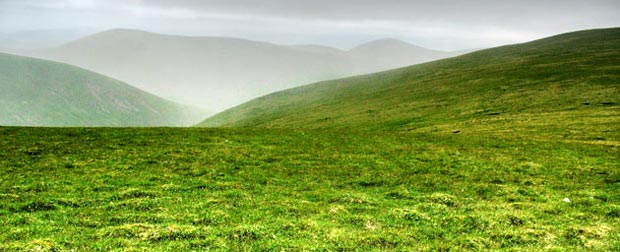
[0,127,617,251]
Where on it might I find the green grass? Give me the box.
[0,53,202,126]
[0,127,618,251]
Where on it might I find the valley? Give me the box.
[0,6,618,249]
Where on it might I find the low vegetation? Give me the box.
[0,127,618,251]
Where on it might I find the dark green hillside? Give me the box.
[0,53,203,126]
[198,28,619,143]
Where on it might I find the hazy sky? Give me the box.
[1,0,619,50]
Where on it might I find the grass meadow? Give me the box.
[1,127,618,251]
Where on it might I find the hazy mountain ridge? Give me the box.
[27,29,469,111]
[348,38,459,72]
[0,52,205,127]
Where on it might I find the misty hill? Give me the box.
[197,28,620,141]
[348,38,457,72]
[0,53,204,127]
[27,29,467,111]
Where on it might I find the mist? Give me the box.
[26,29,472,111]
[2,0,619,51]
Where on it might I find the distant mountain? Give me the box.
[27,29,469,111]
[348,38,462,72]
[0,53,205,127]
[197,28,620,137]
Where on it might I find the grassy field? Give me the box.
[1,127,618,251]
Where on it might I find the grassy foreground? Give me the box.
[1,127,618,251]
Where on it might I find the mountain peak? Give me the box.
[366,38,409,45]
[99,28,151,35]
[350,38,439,53]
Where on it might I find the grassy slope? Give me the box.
[0,53,202,126]
[198,28,619,144]
[0,127,618,251]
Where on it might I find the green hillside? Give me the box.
[0,53,204,126]
[198,28,619,143]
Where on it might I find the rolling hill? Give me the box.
[0,53,205,127]
[348,38,460,72]
[197,28,620,142]
[27,29,468,111]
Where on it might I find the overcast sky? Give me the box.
[1,0,619,50]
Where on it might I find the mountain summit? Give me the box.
[349,38,456,72]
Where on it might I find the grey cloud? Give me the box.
[0,0,618,50]
[135,0,619,25]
